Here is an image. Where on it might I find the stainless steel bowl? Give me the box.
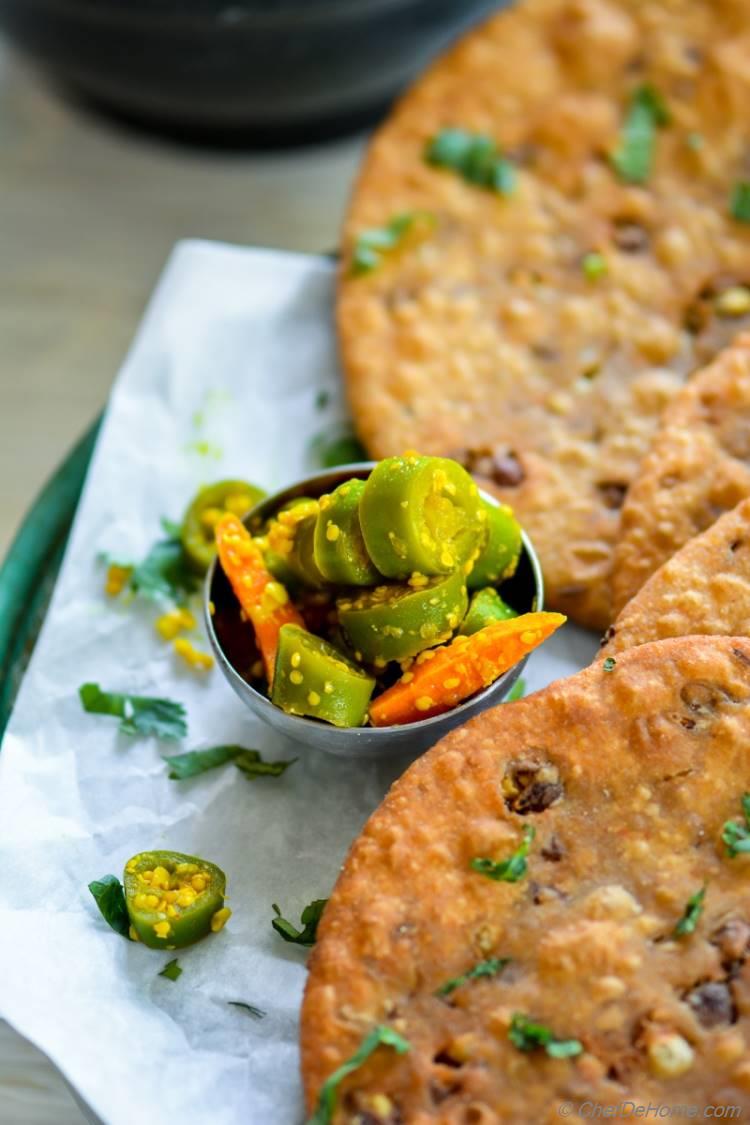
[205,463,543,758]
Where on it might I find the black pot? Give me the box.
[0,0,503,144]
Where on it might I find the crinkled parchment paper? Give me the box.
[0,242,598,1125]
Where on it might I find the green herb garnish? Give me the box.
[505,678,526,703]
[229,1001,266,1019]
[272,899,328,946]
[582,252,608,282]
[611,85,669,184]
[79,683,187,741]
[730,181,750,224]
[673,885,706,938]
[471,824,535,883]
[425,128,517,196]
[722,792,750,856]
[307,1025,411,1125]
[129,535,198,605]
[351,211,433,276]
[88,875,130,939]
[436,957,510,997]
[309,428,367,469]
[164,744,295,781]
[603,657,617,672]
[509,1013,583,1059]
[159,958,182,982]
[315,390,331,411]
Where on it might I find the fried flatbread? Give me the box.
[604,498,750,655]
[302,637,750,1121]
[338,0,750,631]
[612,335,750,616]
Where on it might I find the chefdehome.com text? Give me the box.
[557,1103,742,1119]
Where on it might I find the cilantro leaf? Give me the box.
[611,85,669,184]
[425,127,516,196]
[233,750,296,779]
[164,745,295,781]
[582,252,608,282]
[436,957,510,997]
[673,885,706,938]
[351,211,434,276]
[508,1013,582,1059]
[79,683,187,741]
[471,825,535,883]
[228,1001,266,1019]
[504,678,526,703]
[730,181,750,224]
[88,874,130,939]
[722,792,750,857]
[160,517,183,539]
[158,958,182,981]
[307,1025,410,1125]
[272,899,328,946]
[308,428,367,469]
[129,536,198,605]
[603,657,617,672]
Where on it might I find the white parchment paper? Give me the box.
[0,242,599,1125]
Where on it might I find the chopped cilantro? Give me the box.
[582,252,608,282]
[308,428,367,469]
[79,683,187,741]
[505,677,526,703]
[730,181,750,224]
[509,1013,583,1058]
[425,127,516,196]
[88,875,130,939]
[129,535,199,605]
[471,824,535,883]
[272,899,328,946]
[307,1025,410,1125]
[436,957,510,997]
[603,657,617,672]
[158,958,182,982]
[164,744,295,781]
[722,792,750,857]
[611,85,669,184]
[673,885,706,938]
[351,211,434,276]
[229,1001,266,1019]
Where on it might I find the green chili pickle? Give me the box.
[460,586,518,636]
[181,480,266,573]
[338,568,468,664]
[313,479,380,585]
[286,503,328,588]
[123,850,230,949]
[468,499,522,590]
[360,454,485,579]
[272,624,375,726]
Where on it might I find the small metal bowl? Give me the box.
[205,463,543,758]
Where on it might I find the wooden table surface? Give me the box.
[0,40,363,1124]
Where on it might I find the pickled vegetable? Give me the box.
[360,454,485,578]
[338,569,468,665]
[214,514,304,684]
[460,586,517,636]
[314,479,380,585]
[468,500,521,590]
[181,479,266,573]
[123,850,230,949]
[369,612,566,726]
[272,624,375,727]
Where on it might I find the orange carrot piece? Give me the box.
[215,514,304,685]
[369,612,566,727]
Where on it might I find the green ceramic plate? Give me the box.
[0,418,101,741]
